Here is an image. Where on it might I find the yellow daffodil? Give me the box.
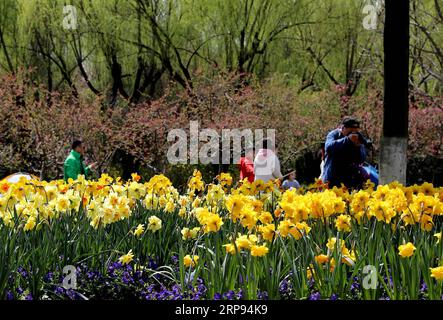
[24,216,36,231]
[398,242,416,258]
[434,232,441,244]
[258,211,273,224]
[335,214,352,232]
[224,243,237,255]
[217,173,233,187]
[56,195,70,212]
[258,224,275,242]
[326,237,338,251]
[430,266,443,281]
[251,245,269,257]
[183,254,199,267]
[134,224,145,237]
[165,200,175,213]
[289,222,311,240]
[119,250,134,265]
[181,227,200,240]
[147,215,162,232]
[315,254,329,265]
[420,214,434,232]
[196,208,223,233]
[235,235,252,250]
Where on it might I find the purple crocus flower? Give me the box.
[224,290,236,300]
[44,272,54,283]
[350,281,360,293]
[171,255,179,264]
[148,259,158,270]
[86,271,96,280]
[121,271,134,284]
[66,289,78,300]
[191,293,202,300]
[6,291,14,300]
[172,284,181,294]
[308,292,321,300]
[279,279,289,294]
[125,264,133,273]
[17,267,28,278]
[55,286,65,295]
[257,291,268,300]
[197,283,207,295]
[214,293,222,300]
[147,284,155,294]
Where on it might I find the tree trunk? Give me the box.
[0,26,14,73]
[379,0,410,185]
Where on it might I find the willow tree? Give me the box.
[379,0,410,184]
[4,0,442,102]
[0,0,18,74]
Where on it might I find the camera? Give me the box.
[349,131,373,147]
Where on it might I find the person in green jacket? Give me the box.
[64,140,96,181]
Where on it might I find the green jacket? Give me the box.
[63,150,92,181]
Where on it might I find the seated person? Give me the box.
[282,170,301,190]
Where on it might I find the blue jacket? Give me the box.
[321,129,366,187]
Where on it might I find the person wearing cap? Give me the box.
[321,117,367,189]
[63,140,97,182]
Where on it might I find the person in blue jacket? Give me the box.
[321,117,367,189]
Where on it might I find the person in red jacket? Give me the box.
[238,147,255,183]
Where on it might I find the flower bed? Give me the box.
[0,171,442,300]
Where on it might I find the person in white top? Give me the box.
[319,143,325,179]
[254,138,283,183]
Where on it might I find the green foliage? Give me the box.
[0,0,441,98]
